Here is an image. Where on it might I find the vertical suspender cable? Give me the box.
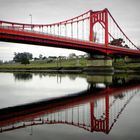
[42,26,43,32]
[71,21,73,38]
[77,20,78,39]
[82,19,84,40]
[57,25,59,35]
[54,25,55,35]
[65,23,67,37]
[59,24,61,36]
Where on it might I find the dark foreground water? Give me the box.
[0,72,140,140]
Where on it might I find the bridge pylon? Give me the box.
[89,9,108,48]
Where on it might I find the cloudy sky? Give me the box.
[0,0,140,61]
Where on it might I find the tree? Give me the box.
[110,38,124,46]
[68,53,77,59]
[110,38,129,48]
[13,52,33,65]
[39,54,43,60]
[0,60,3,65]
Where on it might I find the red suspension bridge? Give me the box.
[0,8,140,56]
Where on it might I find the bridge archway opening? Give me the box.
[93,22,105,44]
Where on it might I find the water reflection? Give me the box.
[0,73,140,134]
[12,72,140,87]
[13,72,33,81]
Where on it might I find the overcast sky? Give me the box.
[0,0,140,61]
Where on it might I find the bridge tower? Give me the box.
[87,9,113,70]
[89,9,108,48]
[90,94,109,133]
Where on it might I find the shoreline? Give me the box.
[0,66,139,74]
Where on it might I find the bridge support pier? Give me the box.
[87,75,112,84]
[87,56,112,67]
[84,55,114,74]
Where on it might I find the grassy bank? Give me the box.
[114,62,140,71]
[0,58,140,72]
[0,59,87,70]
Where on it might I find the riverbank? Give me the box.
[0,59,140,73]
[0,65,139,74]
[0,66,113,74]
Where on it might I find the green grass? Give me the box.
[0,58,87,69]
[1,58,140,71]
[114,62,140,70]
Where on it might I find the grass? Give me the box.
[114,62,140,70]
[0,58,140,71]
[0,58,87,70]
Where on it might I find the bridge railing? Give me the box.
[0,8,139,51]
[0,23,105,47]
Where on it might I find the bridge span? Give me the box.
[0,9,140,57]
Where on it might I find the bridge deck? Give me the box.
[0,27,140,57]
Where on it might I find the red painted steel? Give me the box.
[89,11,93,41]
[0,83,139,133]
[0,8,139,56]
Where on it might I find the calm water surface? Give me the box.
[0,72,140,140]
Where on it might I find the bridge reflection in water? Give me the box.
[0,74,139,134]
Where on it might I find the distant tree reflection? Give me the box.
[13,72,33,81]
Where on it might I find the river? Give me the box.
[0,72,140,140]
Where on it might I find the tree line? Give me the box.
[13,52,33,65]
